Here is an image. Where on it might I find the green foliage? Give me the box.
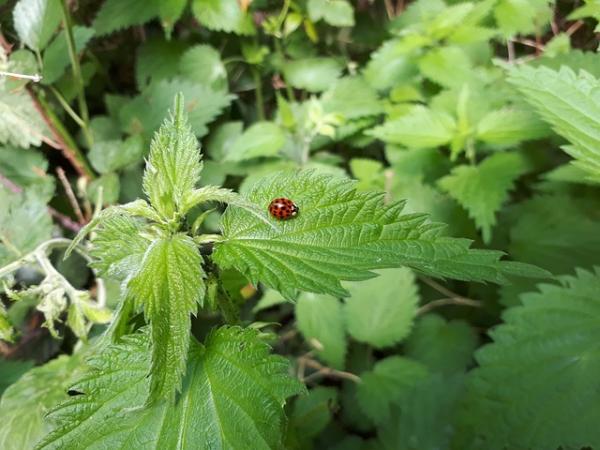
[0,187,52,265]
[2,1,597,448]
[37,328,304,449]
[405,314,478,375]
[191,0,255,35]
[13,0,61,51]
[129,234,205,402]
[93,0,162,35]
[457,268,600,450]
[438,152,527,243]
[508,65,600,181]
[296,293,346,369]
[0,355,81,450]
[307,0,354,27]
[356,356,429,424]
[143,94,203,219]
[213,170,548,299]
[344,268,419,348]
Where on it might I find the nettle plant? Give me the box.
[18,93,545,448]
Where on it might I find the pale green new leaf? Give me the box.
[507,65,600,181]
[13,0,61,51]
[0,355,80,450]
[143,93,203,219]
[213,171,546,299]
[344,268,419,348]
[457,268,600,450]
[307,0,354,27]
[494,0,552,37]
[356,356,429,424]
[37,327,304,449]
[438,152,527,244]
[128,234,205,402]
[405,314,478,375]
[296,293,346,369]
[476,107,550,146]
[368,106,456,148]
[191,0,255,35]
[88,213,151,280]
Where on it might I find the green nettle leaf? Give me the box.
[135,37,185,88]
[0,86,53,149]
[494,0,552,37]
[457,268,600,450]
[405,314,478,375]
[88,134,144,174]
[356,356,429,424]
[507,65,600,181]
[321,76,383,120]
[0,359,34,395]
[128,233,205,402]
[368,105,456,148]
[508,194,600,276]
[143,93,203,219]
[13,0,61,51]
[158,0,187,36]
[224,121,286,162]
[0,186,53,266]
[88,213,151,280]
[213,170,546,299]
[0,355,81,450]
[42,26,95,85]
[283,58,344,93]
[296,293,346,369]
[37,328,304,450]
[290,386,339,439]
[92,0,162,35]
[120,78,234,140]
[191,0,255,35]
[307,0,354,27]
[344,267,419,348]
[379,374,465,450]
[363,39,418,91]
[476,107,550,146]
[178,44,228,91]
[418,46,474,88]
[438,152,527,244]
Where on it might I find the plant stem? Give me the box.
[252,66,265,120]
[60,0,93,149]
[49,86,85,127]
[35,93,95,179]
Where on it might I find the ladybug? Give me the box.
[268,197,299,220]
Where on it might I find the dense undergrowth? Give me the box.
[1,0,600,449]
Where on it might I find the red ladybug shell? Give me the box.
[268,198,299,220]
